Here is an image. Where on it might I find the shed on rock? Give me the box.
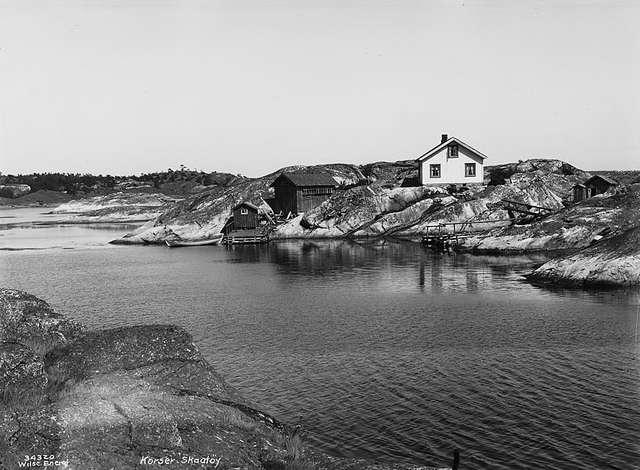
[231,202,259,230]
[269,172,337,215]
[573,175,619,202]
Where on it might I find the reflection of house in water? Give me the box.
[573,175,618,202]
[269,172,337,216]
[466,271,479,292]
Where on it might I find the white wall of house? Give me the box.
[419,146,484,185]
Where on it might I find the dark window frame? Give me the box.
[448,145,459,157]
[465,163,477,177]
[430,164,441,178]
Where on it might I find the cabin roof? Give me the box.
[270,172,337,187]
[585,174,618,186]
[573,183,587,188]
[415,136,488,162]
[233,201,259,211]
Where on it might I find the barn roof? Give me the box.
[233,201,259,211]
[271,172,337,187]
[585,175,618,186]
[415,136,488,162]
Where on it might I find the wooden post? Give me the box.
[452,449,460,470]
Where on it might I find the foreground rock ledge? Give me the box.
[0,289,434,470]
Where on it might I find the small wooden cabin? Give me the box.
[573,175,618,202]
[231,202,259,229]
[270,172,337,215]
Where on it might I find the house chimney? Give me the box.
[441,134,448,143]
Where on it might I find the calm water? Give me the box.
[1,208,639,469]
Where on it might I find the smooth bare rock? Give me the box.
[273,185,450,239]
[462,183,640,252]
[51,191,182,222]
[106,158,632,253]
[528,226,640,286]
[485,159,589,185]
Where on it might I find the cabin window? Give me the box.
[465,163,476,177]
[448,145,459,157]
[430,164,441,178]
[302,187,332,196]
[240,208,249,215]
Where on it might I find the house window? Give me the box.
[430,164,441,178]
[465,163,476,177]
[240,208,249,215]
[448,145,459,157]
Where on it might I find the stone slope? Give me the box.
[52,192,183,222]
[460,184,640,252]
[527,225,640,286]
[273,159,585,240]
[111,158,587,247]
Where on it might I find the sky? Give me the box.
[0,0,638,177]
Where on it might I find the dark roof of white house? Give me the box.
[271,172,337,187]
[415,136,488,162]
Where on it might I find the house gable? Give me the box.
[416,137,488,163]
[416,135,486,185]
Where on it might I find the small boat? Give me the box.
[165,235,223,247]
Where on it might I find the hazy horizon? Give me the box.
[1,1,638,177]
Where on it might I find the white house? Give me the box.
[416,134,487,186]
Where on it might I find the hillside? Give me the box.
[461,183,640,252]
[110,158,594,245]
[0,168,241,206]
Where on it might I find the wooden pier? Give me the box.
[500,199,556,222]
[420,219,511,250]
[223,229,269,245]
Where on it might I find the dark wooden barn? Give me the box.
[573,175,618,202]
[269,172,337,215]
[231,202,259,229]
[585,175,618,196]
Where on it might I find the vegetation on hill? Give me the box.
[0,167,241,198]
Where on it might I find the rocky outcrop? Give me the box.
[0,289,428,469]
[112,158,589,246]
[272,159,585,240]
[484,159,589,187]
[272,186,453,239]
[460,184,640,252]
[52,192,183,222]
[111,164,368,244]
[527,226,640,286]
